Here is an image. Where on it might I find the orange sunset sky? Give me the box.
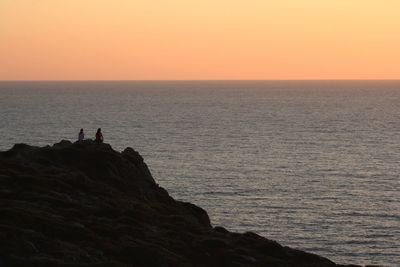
[1,0,399,80]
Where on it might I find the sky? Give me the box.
[1,0,399,80]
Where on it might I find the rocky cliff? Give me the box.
[0,141,360,267]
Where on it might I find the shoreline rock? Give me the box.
[0,141,363,266]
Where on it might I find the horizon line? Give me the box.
[1,79,400,82]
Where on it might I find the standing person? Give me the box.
[78,128,85,141]
[95,128,103,144]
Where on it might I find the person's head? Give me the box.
[97,128,101,133]
[80,128,83,133]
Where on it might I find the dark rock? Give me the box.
[213,226,229,234]
[0,141,362,266]
[199,238,229,249]
[53,140,73,148]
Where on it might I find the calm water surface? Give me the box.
[0,81,399,266]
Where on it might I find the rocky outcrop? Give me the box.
[0,141,360,266]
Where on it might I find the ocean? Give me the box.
[0,81,399,266]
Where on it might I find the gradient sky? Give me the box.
[1,0,399,80]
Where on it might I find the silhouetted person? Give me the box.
[95,128,103,144]
[78,128,85,141]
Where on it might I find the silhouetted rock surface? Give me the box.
[0,141,361,267]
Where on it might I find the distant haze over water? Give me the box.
[0,81,399,266]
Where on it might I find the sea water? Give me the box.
[0,81,399,266]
